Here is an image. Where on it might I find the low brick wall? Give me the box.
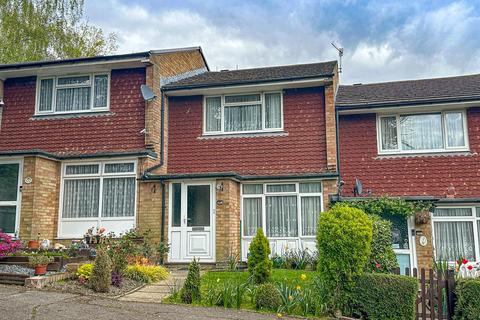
[25,271,73,289]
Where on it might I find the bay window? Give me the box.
[36,73,109,114]
[432,207,480,262]
[241,182,322,238]
[378,111,468,154]
[204,92,283,134]
[59,160,136,238]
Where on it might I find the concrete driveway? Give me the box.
[0,284,300,320]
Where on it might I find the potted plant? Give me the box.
[27,233,41,249]
[28,255,54,276]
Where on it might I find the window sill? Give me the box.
[376,150,475,159]
[31,111,114,120]
[199,131,287,139]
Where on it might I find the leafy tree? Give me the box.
[0,0,117,64]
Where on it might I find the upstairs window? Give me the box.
[36,73,109,114]
[378,111,468,154]
[204,92,283,134]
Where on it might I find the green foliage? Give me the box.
[255,283,282,311]
[247,228,272,284]
[347,196,434,218]
[181,258,201,304]
[89,247,112,293]
[0,0,117,64]
[316,203,373,312]
[455,278,480,320]
[28,254,54,267]
[351,273,418,320]
[368,216,399,272]
[76,263,93,280]
[124,265,169,283]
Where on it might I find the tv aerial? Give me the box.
[331,42,344,73]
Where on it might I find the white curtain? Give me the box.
[104,163,134,173]
[266,196,297,237]
[205,97,221,132]
[243,184,263,194]
[301,196,321,236]
[434,208,472,217]
[445,112,465,147]
[380,116,398,150]
[434,221,475,261]
[265,93,282,129]
[400,114,442,150]
[62,179,100,218]
[266,184,295,193]
[224,104,262,132]
[102,177,135,217]
[65,164,99,175]
[299,182,321,193]
[243,198,262,236]
[56,87,91,111]
[94,75,108,108]
[39,79,53,111]
[225,94,260,103]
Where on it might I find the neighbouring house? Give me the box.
[143,61,340,263]
[0,47,208,244]
[336,74,480,270]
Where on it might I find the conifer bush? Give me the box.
[89,247,112,293]
[181,257,201,303]
[255,283,282,311]
[247,228,272,284]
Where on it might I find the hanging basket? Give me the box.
[415,211,430,225]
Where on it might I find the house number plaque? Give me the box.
[419,236,428,247]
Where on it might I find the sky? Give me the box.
[85,0,480,85]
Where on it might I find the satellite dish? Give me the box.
[353,178,363,196]
[141,85,156,102]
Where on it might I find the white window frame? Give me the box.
[35,72,111,115]
[58,159,137,238]
[431,206,480,263]
[240,181,323,239]
[376,110,469,155]
[203,91,284,135]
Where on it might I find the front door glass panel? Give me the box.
[187,185,210,227]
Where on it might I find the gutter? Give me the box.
[331,195,480,204]
[0,149,157,160]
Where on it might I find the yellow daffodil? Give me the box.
[296,285,301,291]
[277,313,283,318]
[288,295,294,301]
[300,273,307,281]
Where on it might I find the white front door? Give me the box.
[0,159,22,235]
[169,181,215,263]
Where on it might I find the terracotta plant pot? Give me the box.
[27,240,40,249]
[34,265,47,276]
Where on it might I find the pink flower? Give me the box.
[467,265,473,271]
[462,258,469,265]
[98,227,106,234]
[375,263,381,269]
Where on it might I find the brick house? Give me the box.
[336,74,480,270]
[0,47,208,244]
[144,61,340,263]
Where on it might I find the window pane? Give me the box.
[104,163,134,174]
[400,114,443,150]
[433,208,473,217]
[476,207,480,217]
[187,185,210,227]
[380,116,398,150]
[62,179,100,218]
[65,164,99,175]
[224,104,262,132]
[102,178,135,217]
[396,254,411,275]
[94,75,108,108]
[266,184,295,193]
[434,221,475,261]
[57,76,90,86]
[225,94,260,104]
[266,196,297,237]
[243,198,262,236]
[242,184,263,194]
[205,97,221,132]
[265,93,282,129]
[445,112,465,147]
[0,164,19,201]
[56,87,91,111]
[39,79,53,111]
[299,182,321,193]
[301,196,321,236]
[172,183,181,227]
[386,215,410,249]
[0,206,16,234]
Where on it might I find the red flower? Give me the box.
[375,263,381,269]
[462,258,469,265]
[467,265,473,271]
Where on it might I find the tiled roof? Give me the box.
[163,61,337,90]
[336,73,480,109]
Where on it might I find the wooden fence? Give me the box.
[392,268,456,320]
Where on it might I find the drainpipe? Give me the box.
[160,181,166,264]
[335,103,342,201]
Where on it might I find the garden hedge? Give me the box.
[352,273,418,320]
[367,216,399,273]
[455,278,480,320]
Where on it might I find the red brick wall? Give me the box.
[338,108,480,197]
[168,87,328,176]
[0,68,146,155]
